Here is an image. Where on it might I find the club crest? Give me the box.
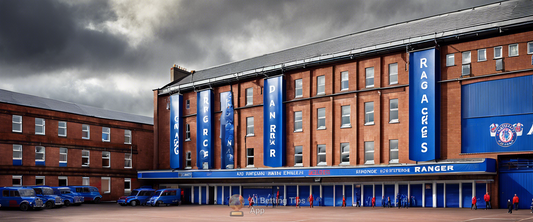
[490,123,523,147]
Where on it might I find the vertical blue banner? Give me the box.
[220,91,235,169]
[170,94,182,169]
[409,48,440,161]
[263,76,286,167]
[197,90,213,169]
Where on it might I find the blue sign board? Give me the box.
[220,91,235,169]
[170,94,182,169]
[409,48,440,161]
[197,90,213,169]
[263,76,286,167]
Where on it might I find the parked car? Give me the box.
[51,187,84,206]
[69,186,102,203]
[0,187,45,211]
[117,188,155,206]
[146,189,181,207]
[30,186,63,209]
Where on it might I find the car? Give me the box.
[51,187,84,206]
[117,188,155,206]
[146,188,181,207]
[0,187,45,211]
[30,186,64,209]
[69,186,102,203]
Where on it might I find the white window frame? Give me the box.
[245,87,253,106]
[528,41,533,54]
[341,105,351,128]
[246,117,254,136]
[58,176,68,186]
[185,124,191,141]
[124,130,132,144]
[317,144,326,166]
[446,54,455,66]
[317,75,325,95]
[341,71,349,91]
[124,153,132,168]
[389,63,398,85]
[13,144,22,160]
[365,102,374,125]
[102,127,110,142]
[36,176,45,186]
[12,175,22,186]
[35,118,45,135]
[509,44,519,57]
[82,150,90,167]
[294,146,303,166]
[186,100,190,109]
[462,51,471,64]
[59,148,68,164]
[101,177,111,194]
[35,146,45,162]
[294,111,303,132]
[295,79,303,98]
[389,139,399,164]
[124,178,132,195]
[58,121,67,137]
[340,143,350,165]
[102,151,111,168]
[185,151,192,169]
[478,49,487,62]
[364,141,375,164]
[494,46,502,59]
[82,177,90,186]
[82,124,90,139]
[389,99,399,123]
[365,67,374,88]
[317,108,326,130]
[12,115,22,133]
[246,148,254,167]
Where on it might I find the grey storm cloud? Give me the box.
[0,0,499,117]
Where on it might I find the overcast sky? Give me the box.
[0,0,500,117]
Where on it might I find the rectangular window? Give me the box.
[340,143,350,164]
[124,153,132,168]
[389,63,398,85]
[36,176,45,186]
[245,87,253,105]
[509,44,519,57]
[35,146,45,162]
[185,152,192,169]
[246,117,254,136]
[341,71,349,91]
[494,46,502,59]
[102,127,110,142]
[389,99,399,123]
[295,79,303,98]
[124,130,132,144]
[35,118,45,135]
[58,176,68,186]
[246,148,254,167]
[446,54,455,66]
[82,177,90,186]
[364,141,374,164]
[13,144,22,160]
[101,177,111,194]
[185,124,191,141]
[462,64,471,76]
[365,67,374,88]
[389,139,399,163]
[528,42,533,54]
[59,148,68,164]
[12,175,22,186]
[317,144,326,165]
[496,59,504,71]
[462,51,471,64]
[294,146,303,166]
[58,121,67,137]
[317,108,326,129]
[478,49,487,61]
[12,115,22,133]
[294,111,303,132]
[365,102,374,125]
[341,105,351,127]
[102,151,110,168]
[124,178,131,195]
[82,125,90,139]
[317,76,325,95]
[186,100,190,109]
[82,150,90,167]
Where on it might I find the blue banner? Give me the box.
[220,91,234,169]
[197,90,213,169]
[409,48,440,161]
[170,94,182,169]
[263,76,286,167]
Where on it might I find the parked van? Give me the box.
[69,186,102,203]
[0,187,45,211]
[146,189,181,207]
[117,188,155,206]
[52,187,84,206]
[30,186,63,209]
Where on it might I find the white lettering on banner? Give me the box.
[203,116,208,123]
[528,124,533,135]
[173,116,180,155]
[270,100,275,107]
[419,57,430,153]
[270,149,275,157]
[421,94,429,103]
[203,129,208,136]
[415,165,454,173]
[420,58,427,68]
[421,142,427,153]
[270,112,275,119]
[269,83,277,147]
[379,168,410,174]
[203,139,208,147]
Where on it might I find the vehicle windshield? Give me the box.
[19,189,35,197]
[154,191,161,196]
[130,190,139,196]
[42,188,54,195]
[60,189,71,194]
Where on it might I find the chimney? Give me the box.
[170,64,192,82]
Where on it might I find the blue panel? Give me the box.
[170,94,182,169]
[462,183,472,208]
[35,161,45,166]
[197,90,213,169]
[345,185,353,207]
[193,187,199,204]
[411,184,423,207]
[286,186,297,206]
[200,186,206,204]
[323,186,333,206]
[232,186,240,198]
[363,185,373,207]
[334,185,343,206]
[399,185,408,207]
[219,92,234,169]
[409,48,441,161]
[299,186,310,206]
[425,184,433,207]
[499,171,533,209]
[224,187,230,205]
[384,185,395,206]
[354,186,361,206]
[475,183,487,209]
[437,183,444,208]
[375,185,382,207]
[263,76,286,167]
[59,162,67,167]
[312,185,320,206]
[13,159,22,166]
[217,186,222,205]
[446,184,460,208]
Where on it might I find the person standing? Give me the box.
[371,196,375,208]
[530,198,533,213]
[342,195,346,207]
[387,196,391,208]
[248,195,253,208]
[513,194,519,211]
[471,196,477,210]
[309,194,314,208]
[484,192,491,210]
[508,199,513,214]
[296,196,300,208]
[181,190,184,203]
[276,188,279,207]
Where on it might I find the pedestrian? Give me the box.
[471,196,477,210]
[371,196,375,208]
[513,194,519,211]
[484,192,491,210]
[343,195,346,207]
[248,195,253,208]
[276,188,279,207]
[508,199,513,214]
[266,194,271,207]
[309,194,314,208]
[397,194,401,209]
[181,190,184,203]
[530,198,533,213]
[387,196,391,208]
[355,192,360,207]
[296,196,300,208]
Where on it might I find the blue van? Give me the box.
[52,187,84,206]
[31,186,63,209]
[146,188,181,207]
[0,187,45,211]
[117,188,155,206]
[69,186,102,203]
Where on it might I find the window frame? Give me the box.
[35,118,45,135]
[341,105,351,128]
[317,108,326,130]
[389,99,399,123]
[35,146,45,162]
[102,151,111,168]
[478,49,487,62]
[365,67,374,88]
[82,124,90,139]
[124,153,132,168]
[82,150,90,167]
[528,41,533,54]
[389,139,399,164]
[124,130,132,144]
[12,175,22,186]
[446,54,455,66]
[12,115,22,133]
[185,124,191,141]
[294,146,303,166]
[102,127,110,142]
[340,143,350,165]
[389,63,398,85]
[317,144,326,166]
[13,144,22,160]
[82,177,90,186]
[185,151,192,169]
[364,141,375,164]
[101,177,111,194]
[364,102,374,125]
[317,75,325,95]
[245,87,253,106]
[186,100,190,109]
[462,51,471,76]
[494,46,503,59]
[59,148,68,164]
[36,176,45,186]
[58,121,67,137]
[509,43,519,57]
[58,176,68,186]
[246,116,254,136]
[124,178,131,195]
[246,148,254,167]
[295,79,303,98]
[294,111,303,132]
[341,71,349,91]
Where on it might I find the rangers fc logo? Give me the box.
[490,123,523,147]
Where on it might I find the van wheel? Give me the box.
[64,200,71,207]
[94,198,101,204]
[19,203,30,211]
[131,200,138,207]
[45,201,54,209]
[155,201,162,207]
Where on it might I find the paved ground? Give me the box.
[1,203,533,222]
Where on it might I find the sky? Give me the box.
[0,0,501,117]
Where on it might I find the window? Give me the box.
[12,115,22,133]
[341,71,349,91]
[35,118,45,135]
[82,124,90,139]
[294,111,302,132]
[365,102,374,125]
[124,153,132,168]
[317,75,325,95]
[389,63,398,85]
[186,100,190,109]
[102,151,110,168]
[389,139,399,163]
[13,145,22,160]
[58,121,67,137]
[59,148,68,164]
[494,46,502,59]
[12,175,22,186]
[82,177,90,186]
[36,176,45,186]
[35,146,45,162]
[102,127,110,142]
[446,54,455,66]
[365,67,374,88]
[124,130,132,144]
[341,106,351,127]
[82,150,90,167]
[389,99,399,123]
[185,151,192,169]
[246,117,254,136]
[295,79,303,98]
[246,148,254,167]
[185,124,191,141]
[478,49,487,61]
[317,108,326,129]
[528,42,533,54]
[124,178,131,195]
[509,44,519,57]
[336,144,348,166]
[58,176,68,186]
[317,145,326,165]
[246,87,253,105]
[294,146,303,166]
[364,141,374,164]
[462,51,471,76]
[496,59,504,71]
[101,177,111,194]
